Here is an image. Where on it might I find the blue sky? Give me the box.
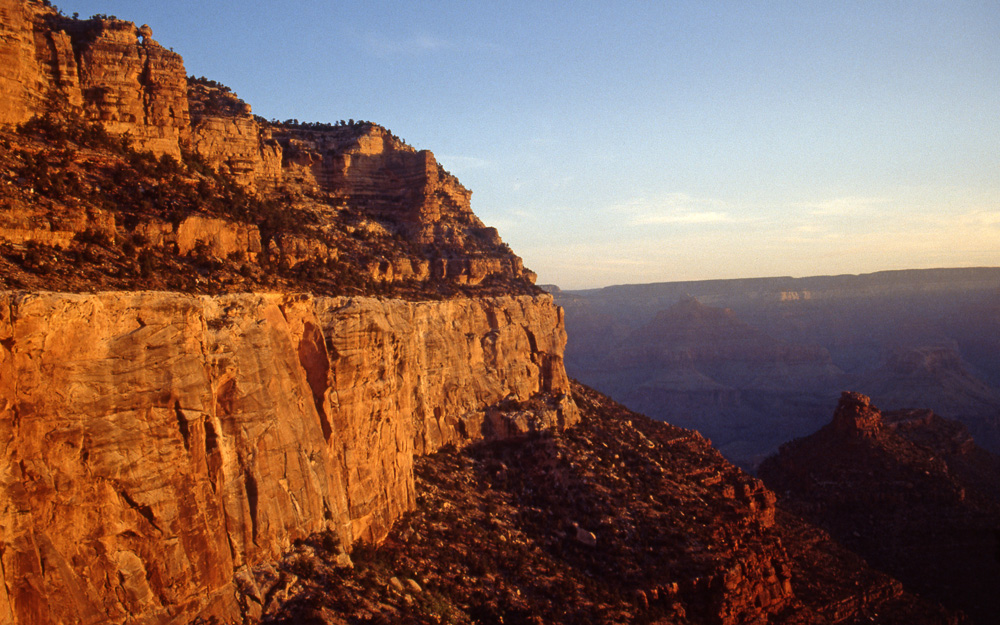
[55,1,1000,288]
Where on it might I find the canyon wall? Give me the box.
[267,122,533,285]
[0,0,189,157]
[0,5,569,623]
[186,80,282,187]
[0,0,533,289]
[0,290,576,625]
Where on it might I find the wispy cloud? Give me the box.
[438,155,492,173]
[482,208,540,233]
[942,209,1000,228]
[612,193,736,227]
[631,211,731,225]
[362,32,450,57]
[792,195,891,216]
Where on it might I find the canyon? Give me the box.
[551,268,1000,467]
[0,1,989,623]
[261,383,959,624]
[0,1,569,622]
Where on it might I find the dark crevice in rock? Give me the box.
[486,309,500,331]
[205,419,219,454]
[118,489,162,533]
[296,321,333,442]
[215,378,237,417]
[245,472,259,542]
[523,326,538,353]
[174,400,190,451]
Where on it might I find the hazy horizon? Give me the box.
[54,0,1000,289]
[545,264,1000,292]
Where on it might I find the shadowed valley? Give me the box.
[550,269,1000,468]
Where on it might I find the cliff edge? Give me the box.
[0,0,534,296]
[0,1,576,623]
[0,291,576,623]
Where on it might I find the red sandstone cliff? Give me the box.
[0,0,189,157]
[0,2,561,621]
[0,0,533,290]
[0,291,576,623]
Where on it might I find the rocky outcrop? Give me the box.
[0,0,190,157]
[271,123,534,285]
[0,1,535,292]
[0,290,576,625]
[174,215,262,259]
[0,202,117,249]
[275,126,470,242]
[759,394,1000,624]
[69,19,190,158]
[187,79,282,187]
[830,390,882,437]
[0,0,51,124]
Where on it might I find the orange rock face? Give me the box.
[0,0,190,157]
[0,0,47,124]
[0,5,565,623]
[174,215,263,259]
[0,1,534,291]
[0,291,576,624]
[271,124,533,285]
[187,81,282,187]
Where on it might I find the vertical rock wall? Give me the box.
[310,296,576,542]
[0,291,576,624]
[0,0,189,157]
[0,0,49,124]
[72,20,190,157]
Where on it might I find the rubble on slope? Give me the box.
[255,383,955,625]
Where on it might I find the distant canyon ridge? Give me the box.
[548,267,1000,468]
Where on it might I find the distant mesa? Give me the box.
[553,267,1000,466]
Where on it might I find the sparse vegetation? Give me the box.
[1,116,534,298]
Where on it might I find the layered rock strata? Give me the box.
[0,290,576,625]
[0,1,533,290]
[0,0,189,157]
[269,122,534,285]
[186,80,282,186]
